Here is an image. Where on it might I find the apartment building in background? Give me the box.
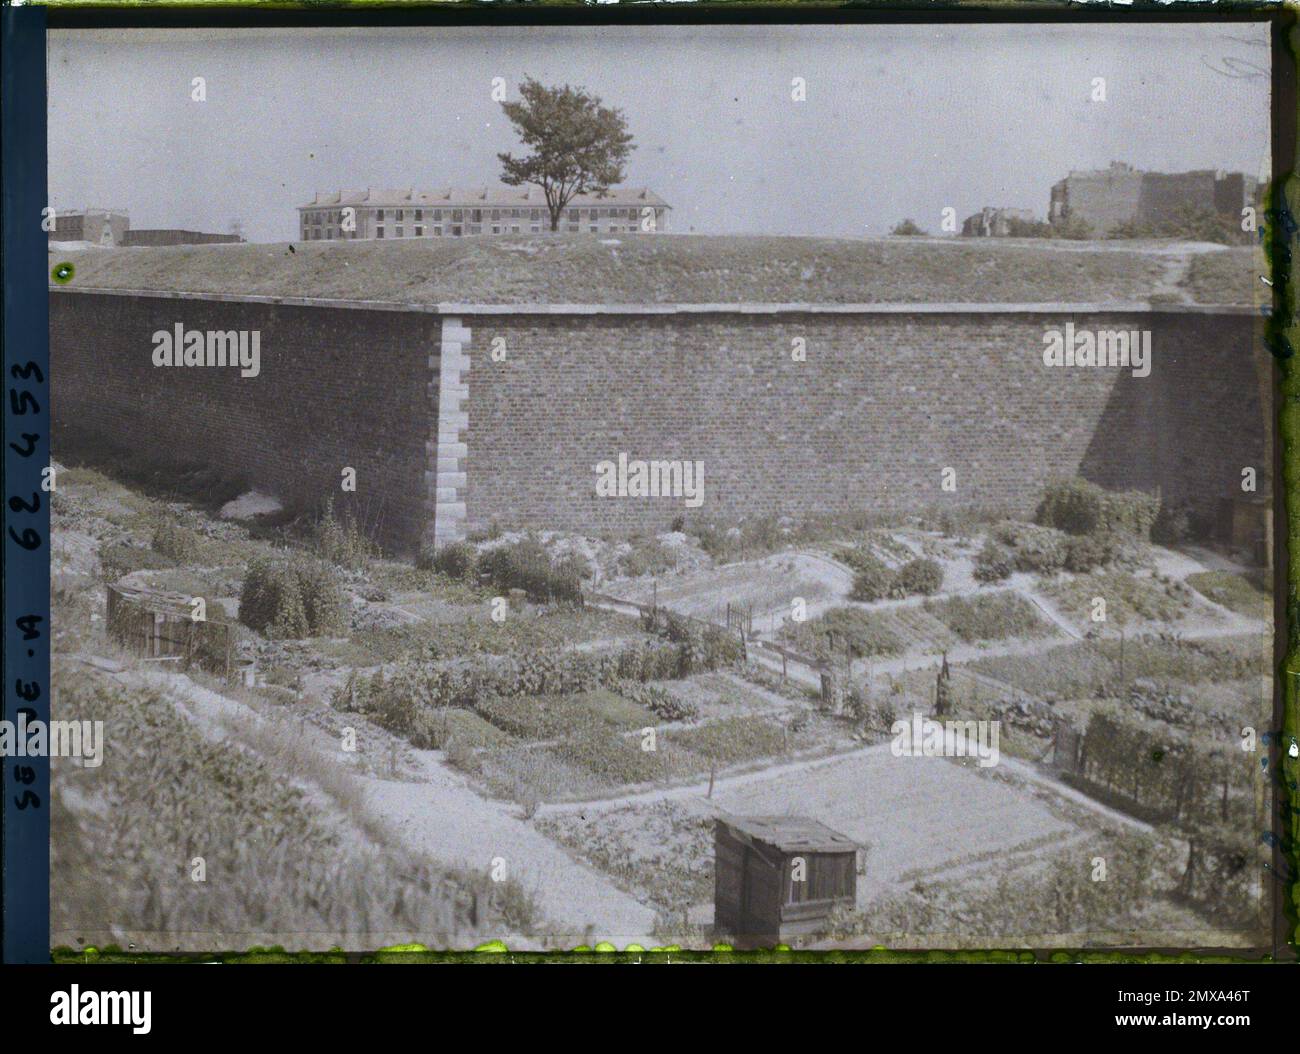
[298,185,670,241]
[1049,161,1257,235]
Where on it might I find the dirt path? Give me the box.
[358,752,659,946]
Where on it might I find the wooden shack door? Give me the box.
[740,848,755,932]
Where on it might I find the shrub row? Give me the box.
[1035,478,1159,539]
[976,517,1121,581]
[419,536,585,604]
[239,555,347,638]
[848,553,944,602]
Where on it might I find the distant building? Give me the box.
[121,229,243,247]
[298,185,671,241]
[48,208,243,248]
[49,208,129,247]
[1049,161,1257,236]
[961,206,1036,238]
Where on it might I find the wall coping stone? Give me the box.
[51,286,1256,316]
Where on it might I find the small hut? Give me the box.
[714,816,858,947]
[106,581,236,678]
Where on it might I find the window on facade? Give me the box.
[469,224,481,235]
[396,210,404,221]
[415,210,423,221]
[433,210,442,221]
[451,209,463,222]
[415,226,423,237]
[434,226,443,236]
[452,225,462,236]
[589,226,598,233]
[511,225,520,234]
[395,227,404,238]
[472,209,482,222]
[568,224,578,232]
[530,225,540,233]
[376,209,385,221]
[530,209,540,220]
[492,225,500,235]
[376,227,385,238]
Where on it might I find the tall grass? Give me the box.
[50,663,537,948]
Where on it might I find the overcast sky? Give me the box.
[47,22,1271,243]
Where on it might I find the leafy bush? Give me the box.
[1036,479,1158,539]
[1063,531,1121,573]
[892,557,944,597]
[849,552,895,601]
[992,521,1068,573]
[1101,489,1160,539]
[1036,479,1104,535]
[973,540,1014,583]
[420,541,478,581]
[890,218,927,236]
[478,537,582,604]
[150,520,203,563]
[239,555,346,638]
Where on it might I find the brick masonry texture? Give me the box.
[50,293,1267,547]
[461,312,1267,535]
[50,293,439,554]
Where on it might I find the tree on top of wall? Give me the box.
[497,77,636,232]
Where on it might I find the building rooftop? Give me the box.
[300,186,670,210]
[719,815,857,853]
[46,234,1258,307]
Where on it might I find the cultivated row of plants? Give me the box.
[974,479,1163,582]
[334,619,745,748]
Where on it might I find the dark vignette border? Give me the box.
[2,4,52,966]
[1,1,1294,966]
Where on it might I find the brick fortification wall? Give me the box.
[50,292,438,554]
[50,291,1265,547]
[462,311,1265,535]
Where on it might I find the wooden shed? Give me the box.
[714,815,858,947]
[106,581,236,678]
